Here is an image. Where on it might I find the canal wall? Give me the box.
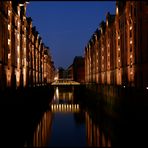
[0,85,54,107]
[0,85,54,147]
[85,83,148,120]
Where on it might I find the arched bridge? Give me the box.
[51,79,80,86]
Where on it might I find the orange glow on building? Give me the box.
[84,1,148,89]
[0,1,55,90]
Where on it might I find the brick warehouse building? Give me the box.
[0,1,55,91]
[84,1,148,104]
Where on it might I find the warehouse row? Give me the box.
[84,1,148,89]
[0,1,55,91]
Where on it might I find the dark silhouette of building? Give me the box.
[73,56,85,83]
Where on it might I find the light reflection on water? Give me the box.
[24,86,112,147]
[85,111,111,147]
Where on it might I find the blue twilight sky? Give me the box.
[26,1,116,69]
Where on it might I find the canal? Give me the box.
[1,85,148,147]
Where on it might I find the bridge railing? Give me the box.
[51,79,80,85]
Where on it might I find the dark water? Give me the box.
[1,86,148,147]
[22,86,112,147]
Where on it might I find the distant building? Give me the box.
[67,64,73,80]
[73,56,85,83]
[58,67,68,79]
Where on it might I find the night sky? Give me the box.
[26,1,116,69]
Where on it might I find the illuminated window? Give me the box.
[116,7,118,15]
[107,20,108,26]
[17,58,20,65]
[8,24,10,30]
[17,34,19,40]
[18,21,20,27]
[8,10,11,16]
[17,46,20,52]
[8,39,11,45]
[18,9,20,16]
[8,53,11,59]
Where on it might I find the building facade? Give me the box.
[84,1,148,90]
[0,1,55,91]
[73,56,85,83]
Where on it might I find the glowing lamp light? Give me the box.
[19,4,24,6]
[54,76,58,80]
[146,87,148,90]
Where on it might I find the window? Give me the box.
[130,5,133,17]
[130,30,132,38]
[134,7,136,17]
[130,46,132,52]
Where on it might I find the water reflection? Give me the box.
[51,104,80,112]
[85,111,111,147]
[24,86,113,147]
[48,86,86,146]
[52,86,74,104]
[1,86,147,147]
[24,109,53,147]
